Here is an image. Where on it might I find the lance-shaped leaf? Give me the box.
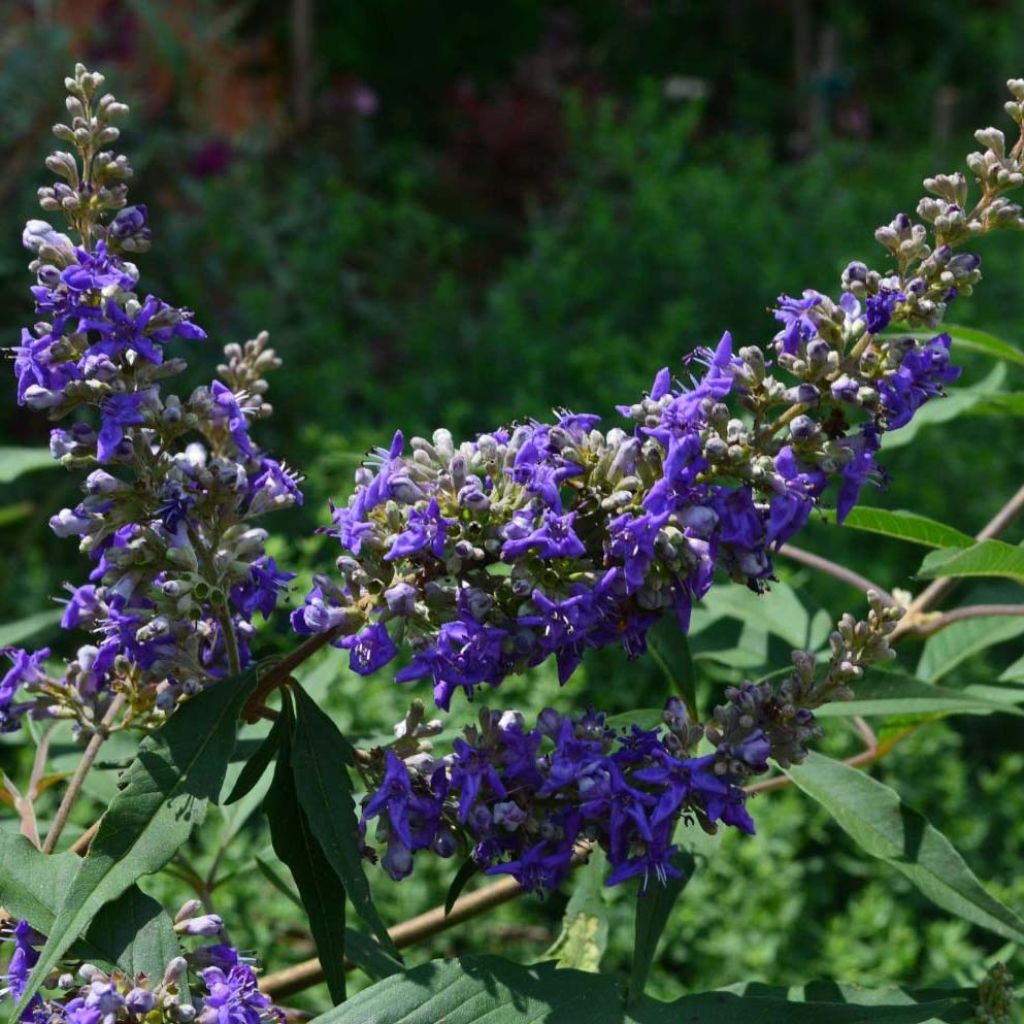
[0,609,61,648]
[0,831,179,977]
[785,751,1024,944]
[823,506,974,549]
[917,539,1024,585]
[916,616,1024,684]
[917,323,1024,367]
[225,714,285,805]
[264,693,350,1003]
[813,670,1024,719]
[307,955,976,1023]
[289,685,399,959]
[0,447,58,483]
[544,849,608,973]
[14,669,254,1015]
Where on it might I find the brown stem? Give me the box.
[242,626,343,723]
[260,845,595,1000]
[42,693,126,854]
[901,603,1024,638]
[778,544,897,606]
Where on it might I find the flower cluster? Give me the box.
[294,89,1024,711]
[3,66,301,736]
[362,703,751,892]
[1,903,280,1024]
[359,594,900,891]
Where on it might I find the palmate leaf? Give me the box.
[917,539,1024,585]
[0,831,179,979]
[14,669,255,1016]
[308,955,976,1023]
[785,752,1024,944]
[290,686,400,960]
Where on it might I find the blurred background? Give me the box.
[2,0,1024,1007]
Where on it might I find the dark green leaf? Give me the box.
[628,849,695,1005]
[225,715,285,804]
[344,928,405,982]
[0,831,179,977]
[308,955,975,1023]
[0,447,58,484]
[823,506,974,549]
[813,671,1024,718]
[290,685,398,957]
[917,540,1024,585]
[785,752,1024,944]
[0,610,61,648]
[254,856,305,910]
[647,618,698,716]
[544,849,608,972]
[265,694,349,1003]
[15,669,255,1015]
[444,858,481,917]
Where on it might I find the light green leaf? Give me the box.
[881,362,1006,450]
[0,609,62,648]
[544,849,608,973]
[308,955,975,1023]
[785,752,1024,944]
[917,539,1024,585]
[814,671,1023,718]
[0,447,57,484]
[0,831,179,977]
[823,507,974,549]
[14,669,255,1016]
[916,615,1024,683]
[693,580,813,650]
[290,686,400,959]
[998,652,1024,683]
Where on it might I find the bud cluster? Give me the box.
[0,905,280,1024]
[3,66,301,737]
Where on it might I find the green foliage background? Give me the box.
[1,1,1023,1013]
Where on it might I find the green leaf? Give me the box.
[290,686,399,958]
[814,670,1024,718]
[881,362,1006,450]
[225,715,284,804]
[998,652,1024,683]
[917,539,1024,585]
[254,856,305,911]
[308,955,975,1023]
[692,580,824,652]
[628,850,695,1005]
[0,609,62,648]
[343,928,405,982]
[935,323,1024,367]
[544,849,608,973]
[0,447,58,484]
[14,669,255,1016]
[647,619,698,716]
[785,751,1024,944]
[0,831,179,977]
[823,506,974,549]
[444,859,481,917]
[265,693,349,1003]
[916,615,1024,683]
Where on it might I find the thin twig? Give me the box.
[899,603,1024,638]
[778,544,897,605]
[242,626,343,723]
[900,483,1024,626]
[42,694,126,854]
